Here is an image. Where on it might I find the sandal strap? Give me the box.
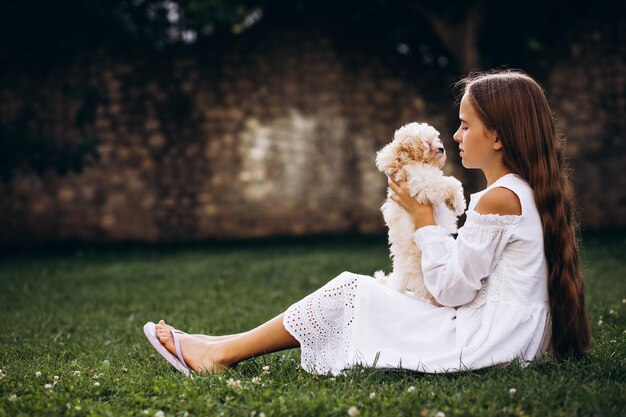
[170,328,189,369]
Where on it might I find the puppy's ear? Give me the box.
[395,139,412,162]
[403,137,425,162]
[397,149,411,162]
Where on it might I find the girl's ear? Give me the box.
[493,136,503,150]
[487,128,502,150]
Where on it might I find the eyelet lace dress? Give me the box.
[283,173,552,376]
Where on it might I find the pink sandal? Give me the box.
[143,321,193,377]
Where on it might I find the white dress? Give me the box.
[283,173,552,376]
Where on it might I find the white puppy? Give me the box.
[374,122,465,305]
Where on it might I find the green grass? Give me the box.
[0,233,624,417]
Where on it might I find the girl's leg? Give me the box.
[155,313,299,373]
[189,334,239,342]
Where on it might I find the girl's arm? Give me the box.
[388,178,520,307]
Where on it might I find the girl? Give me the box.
[144,69,591,376]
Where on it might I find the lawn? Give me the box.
[0,233,624,417]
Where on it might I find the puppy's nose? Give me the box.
[438,147,445,153]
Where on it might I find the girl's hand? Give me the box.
[387,176,436,230]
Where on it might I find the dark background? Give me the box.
[1,0,624,246]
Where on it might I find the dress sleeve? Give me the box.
[412,211,521,307]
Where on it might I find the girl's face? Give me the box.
[453,93,500,170]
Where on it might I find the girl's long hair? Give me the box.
[457,69,591,359]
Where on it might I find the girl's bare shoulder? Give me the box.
[475,187,522,216]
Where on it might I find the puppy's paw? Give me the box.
[444,190,464,213]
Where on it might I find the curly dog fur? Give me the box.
[374,122,465,305]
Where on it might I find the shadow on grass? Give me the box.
[0,232,389,261]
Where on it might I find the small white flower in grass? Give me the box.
[35,371,42,377]
[0,369,5,379]
[347,405,360,417]
[154,411,165,417]
[258,413,266,417]
[74,405,82,411]
[183,412,189,417]
[9,394,18,402]
[435,412,446,417]
[262,365,270,375]
[226,378,242,388]
[250,411,257,417]
[142,410,150,415]
[44,383,53,389]
[369,392,376,399]
[251,376,261,384]
[329,377,336,382]
[73,370,81,377]
[622,298,626,304]
[53,375,59,381]
[509,388,517,396]
[94,381,100,387]
[407,386,416,393]
[597,320,603,326]
[102,360,110,366]
[93,374,99,379]
[609,309,616,315]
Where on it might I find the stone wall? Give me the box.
[0,30,454,244]
[1,19,624,245]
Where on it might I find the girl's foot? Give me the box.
[155,320,229,373]
[161,323,239,343]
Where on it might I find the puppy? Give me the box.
[374,122,465,305]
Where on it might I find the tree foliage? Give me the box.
[0,0,597,73]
